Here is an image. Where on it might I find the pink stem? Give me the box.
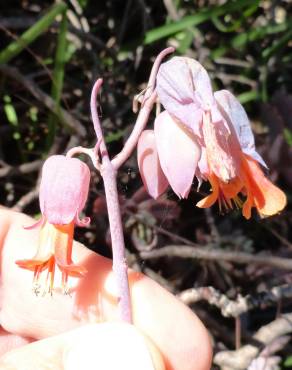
[90,79,132,323]
[112,47,175,170]
[89,48,175,323]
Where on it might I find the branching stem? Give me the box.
[90,79,132,323]
[89,47,175,323]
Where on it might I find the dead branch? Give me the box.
[214,313,292,370]
[11,137,65,211]
[162,0,180,21]
[12,185,39,212]
[0,159,42,178]
[178,284,292,317]
[140,245,292,270]
[0,65,86,138]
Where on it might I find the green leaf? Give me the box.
[0,2,67,64]
[77,0,88,9]
[231,21,290,49]
[284,356,292,367]
[145,13,208,44]
[64,42,77,63]
[3,95,18,126]
[175,30,194,54]
[144,0,257,44]
[13,132,21,140]
[237,90,259,104]
[28,107,38,123]
[46,12,68,150]
[105,130,126,144]
[27,141,35,151]
[283,129,292,147]
[211,1,259,33]
[262,27,292,61]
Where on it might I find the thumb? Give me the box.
[0,323,165,370]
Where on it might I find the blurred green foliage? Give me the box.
[0,0,291,194]
[0,0,291,161]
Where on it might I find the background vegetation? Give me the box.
[0,0,291,368]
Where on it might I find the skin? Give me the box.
[0,208,212,370]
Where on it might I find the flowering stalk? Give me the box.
[16,48,174,322]
[90,79,131,322]
[89,48,174,323]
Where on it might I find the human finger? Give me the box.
[0,323,165,370]
[0,209,212,370]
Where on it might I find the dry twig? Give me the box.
[178,285,292,317]
[0,65,86,137]
[162,0,180,20]
[214,313,292,370]
[140,245,292,270]
[0,159,42,178]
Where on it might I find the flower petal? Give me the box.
[214,90,267,168]
[137,130,169,199]
[154,111,201,198]
[196,173,219,208]
[156,57,215,136]
[242,156,286,217]
[15,259,48,271]
[201,111,238,182]
[57,264,87,278]
[74,215,91,227]
[23,216,45,230]
[17,222,56,269]
[54,223,87,278]
[39,155,91,225]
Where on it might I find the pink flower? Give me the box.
[153,56,286,218]
[137,111,201,199]
[16,155,90,294]
[196,90,287,219]
[156,56,222,137]
[39,155,91,227]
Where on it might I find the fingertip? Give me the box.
[129,273,213,370]
[0,323,165,370]
[63,323,165,370]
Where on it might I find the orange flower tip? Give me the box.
[15,259,43,270]
[244,157,287,218]
[196,199,207,208]
[61,265,87,278]
[196,191,218,209]
[259,188,287,218]
[16,221,87,296]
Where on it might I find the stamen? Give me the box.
[62,272,69,295]
[33,265,42,296]
[233,195,243,209]
[218,191,232,214]
[44,256,55,296]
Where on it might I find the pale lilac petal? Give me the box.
[196,147,209,185]
[39,155,91,225]
[185,58,214,109]
[74,215,91,227]
[154,111,201,198]
[137,130,169,199]
[23,216,45,230]
[201,111,238,182]
[156,57,215,136]
[215,90,267,168]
